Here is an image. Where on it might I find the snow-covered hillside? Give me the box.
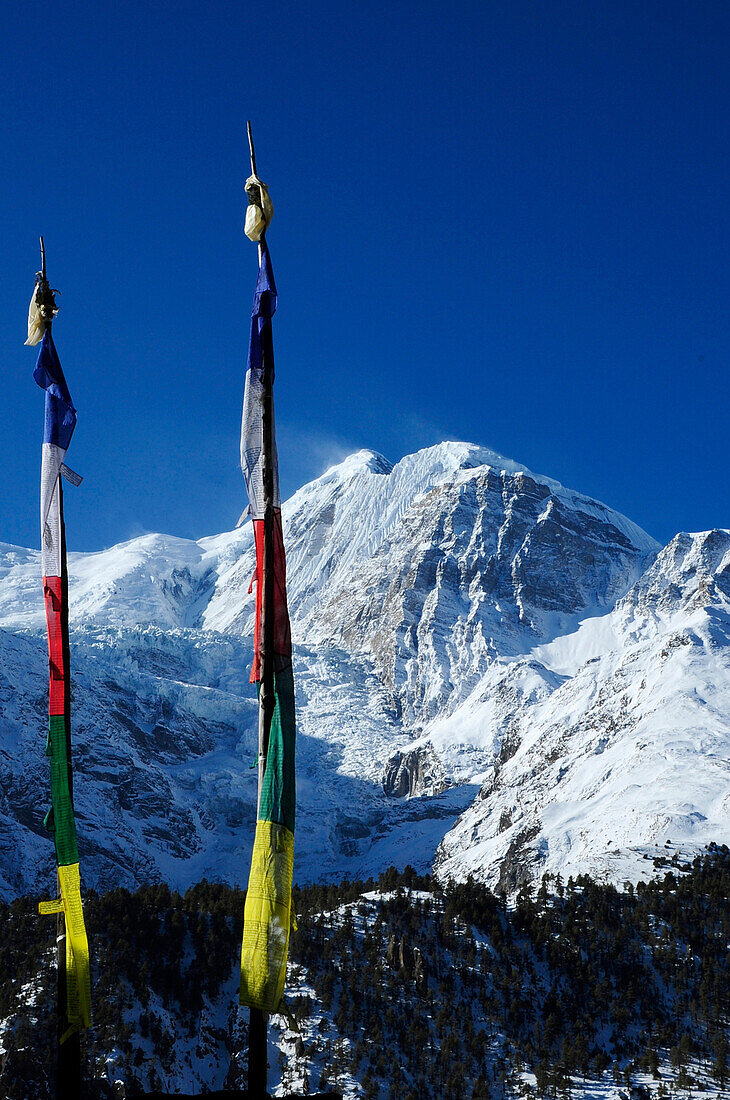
[0,441,728,898]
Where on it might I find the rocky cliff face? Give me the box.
[434,528,730,891]
[0,442,727,898]
[204,443,657,728]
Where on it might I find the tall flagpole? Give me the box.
[32,241,82,1100]
[247,120,272,1100]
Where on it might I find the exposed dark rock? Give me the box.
[398,936,413,975]
[413,945,428,990]
[496,824,542,894]
[382,744,444,797]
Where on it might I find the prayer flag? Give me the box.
[35,329,91,1035]
[239,243,296,1014]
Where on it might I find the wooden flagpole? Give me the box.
[246,121,272,1100]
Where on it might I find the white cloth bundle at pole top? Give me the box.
[244,174,274,242]
[25,285,57,346]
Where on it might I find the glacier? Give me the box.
[0,441,728,899]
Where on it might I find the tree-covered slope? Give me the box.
[2,849,730,1099]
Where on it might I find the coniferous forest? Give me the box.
[1,846,730,1098]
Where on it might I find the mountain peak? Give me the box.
[395,441,554,488]
[412,440,535,473]
[317,442,538,488]
[320,449,394,480]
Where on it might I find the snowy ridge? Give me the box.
[0,441,728,898]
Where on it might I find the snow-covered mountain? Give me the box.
[0,441,728,899]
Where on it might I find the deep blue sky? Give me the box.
[1,1,728,551]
